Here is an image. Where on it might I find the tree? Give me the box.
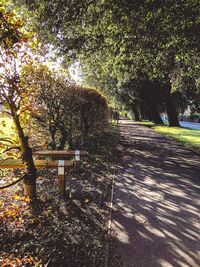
[0,3,37,201]
[119,79,165,124]
[16,0,200,126]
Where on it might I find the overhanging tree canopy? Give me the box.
[17,0,200,125]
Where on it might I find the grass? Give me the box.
[135,120,155,126]
[154,125,200,152]
[135,120,200,152]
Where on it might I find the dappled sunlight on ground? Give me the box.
[111,119,200,267]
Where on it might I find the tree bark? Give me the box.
[165,93,180,127]
[81,105,89,140]
[58,128,68,150]
[132,106,141,121]
[149,107,164,125]
[49,126,57,149]
[10,103,37,202]
[58,136,67,150]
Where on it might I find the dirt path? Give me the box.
[111,118,200,267]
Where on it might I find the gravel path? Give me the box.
[111,119,200,267]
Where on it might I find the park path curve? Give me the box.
[111,118,200,267]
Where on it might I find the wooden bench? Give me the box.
[0,150,87,195]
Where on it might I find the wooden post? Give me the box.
[58,160,65,195]
[0,158,76,198]
[0,150,88,197]
[74,149,81,172]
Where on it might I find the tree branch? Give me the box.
[2,146,21,153]
[0,173,26,190]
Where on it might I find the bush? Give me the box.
[30,67,109,150]
[189,114,200,119]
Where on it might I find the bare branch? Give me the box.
[0,173,26,190]
[2,146,21,153]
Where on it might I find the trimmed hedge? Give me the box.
[32,74,109,149]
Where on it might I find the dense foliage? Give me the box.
[0,1,38,201]
[0,2,109,201]
[29,64,109,150]
[19,0,200,126]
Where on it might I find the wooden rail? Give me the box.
[0,159,74,169]
[0,149,87,195]
[33,150,87,157]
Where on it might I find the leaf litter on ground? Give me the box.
[0,126,118,266]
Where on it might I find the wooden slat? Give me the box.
[0,159,74,169]
[33,150,87,157]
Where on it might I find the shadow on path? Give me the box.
[111,119,200,267]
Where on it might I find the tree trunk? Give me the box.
[165,93,180,127]
[10,104,37,202]
[58,128,67,150]
[152,113,164,125]
[49,127,57,149]
[83,117,89,138]
[58,136,67,150]
[150,107,164,125]
[81,105,89,140]
[68,119,73,148]
[132,106,141,121]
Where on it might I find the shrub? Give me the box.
[29,66,109,149]
[189,114,200,119]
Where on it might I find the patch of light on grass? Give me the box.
[153,126,200,151]
[137,120,155,126]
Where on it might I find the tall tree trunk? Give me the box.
[49,127,57,149]
[150,107,164,125]
[132,105,141,121]
[84,117,89,138]
[58,136,67,150]
[81,105,89,141]
[165,93,180,127]
[58,128,67,150]
[10,103,37,201]
[68,118,73,148]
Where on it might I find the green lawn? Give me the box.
[135,120,200,152]
[135,120,155,126]
[154,125,200,152]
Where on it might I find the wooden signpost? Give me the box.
[0,150,87,195]
[58,160,65,195]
